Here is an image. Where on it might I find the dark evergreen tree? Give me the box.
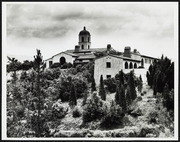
[91,77,96,92]
[119,84,127,112]
[128,71,137,100]
[99,75,106,101]
[115,81,120,105]
[137,75,143,93]
[33,49,44,137]
[69,83,77,107]
[163,83,170,109]
[126,85,132,107]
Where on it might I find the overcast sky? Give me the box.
[4,2,178,62]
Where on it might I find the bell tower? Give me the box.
[78,26,91,50]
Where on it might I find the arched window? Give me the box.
[88,37,90,42]
[134,63,137,69]
[60,57,66,65]
[82,45,84,49]
[141,59,144,67]
[129,62,133,69]
[82,37,84,42]
[88,45,90,49]
[125,62,128,69]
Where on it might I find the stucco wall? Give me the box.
[52,53,76,64]
[94,55,123,85]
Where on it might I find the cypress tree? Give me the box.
[33,49,44,137]
[119,84,127,112]
[163,83,170,109]
[91,77,96,92]
[126,85,132,107]
[119,70,124,85]
[137,75,143,93]
[69,83,77,107]
[99,75,106,101]
[128,71,137,100]
[115,81,120,105]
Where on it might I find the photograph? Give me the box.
[1,1,178,140]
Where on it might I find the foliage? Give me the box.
[91,77,96,92]
[104,78,116,93]
[72,106,82,118]
[69,83,77,107]
[119,84,127,113]
[99,75,106,101]
[82,93,106,123]
[137,75,143,93]
[146,56,174,94]
[52,100,68,119]
[100,101,124,128]
[126,86,132,107]
[128,71,137,101]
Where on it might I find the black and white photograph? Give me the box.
[1,1,178,140]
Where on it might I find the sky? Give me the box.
[4,2,178,62]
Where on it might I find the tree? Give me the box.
[99,75,106,101]
[69,83,77,107]
[126,85,132,107]
[7,56,22,73]
[128,71,137,100]
[137,75,143,93]
[163,83,170,110]
[91,77,96,92]
[115,81,120,105]
[119,84,127,112]
[33,49,44,137]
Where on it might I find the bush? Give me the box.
[82,93,105,123]
[137,96,142,101]
[52,100,68,119]
[72,107,82,118]
[104,78,116,93]
[100,101,124,128]
[148,111,158,124]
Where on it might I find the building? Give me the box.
[45,26,110,68]
[45,27,159,84]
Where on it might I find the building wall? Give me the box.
[45,52,76,68]
[94,55,123,85]
[52,52,76,64]
[45,58,53,68]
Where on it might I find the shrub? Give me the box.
[82,93,105,123]
[148,111,158,124]
[100,101,124,128]
[104,78,116,93]
[137,96,142,101]
[52,100,68,119]
[15,105,25,118]
[72,107,82,118]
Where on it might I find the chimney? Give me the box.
[124,46,131,58]
[74,45,80,52]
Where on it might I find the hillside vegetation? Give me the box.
[6,50,174,138]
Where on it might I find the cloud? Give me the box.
[6,3,174,40]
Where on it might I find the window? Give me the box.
[149,59,151,64]
[129,62,133,69]
[49,61,53,67]
[88,37,90,42]
[82,37,84,42]
[106,62,111,68]
[134,63,137,69]
[82,45,84,49]
[88,45,90,49]
[125,62,128,69]
[141,59,144,67]
[107,75,111,78]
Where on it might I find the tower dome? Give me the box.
[79,26,90,36]
[78,26,91,50]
